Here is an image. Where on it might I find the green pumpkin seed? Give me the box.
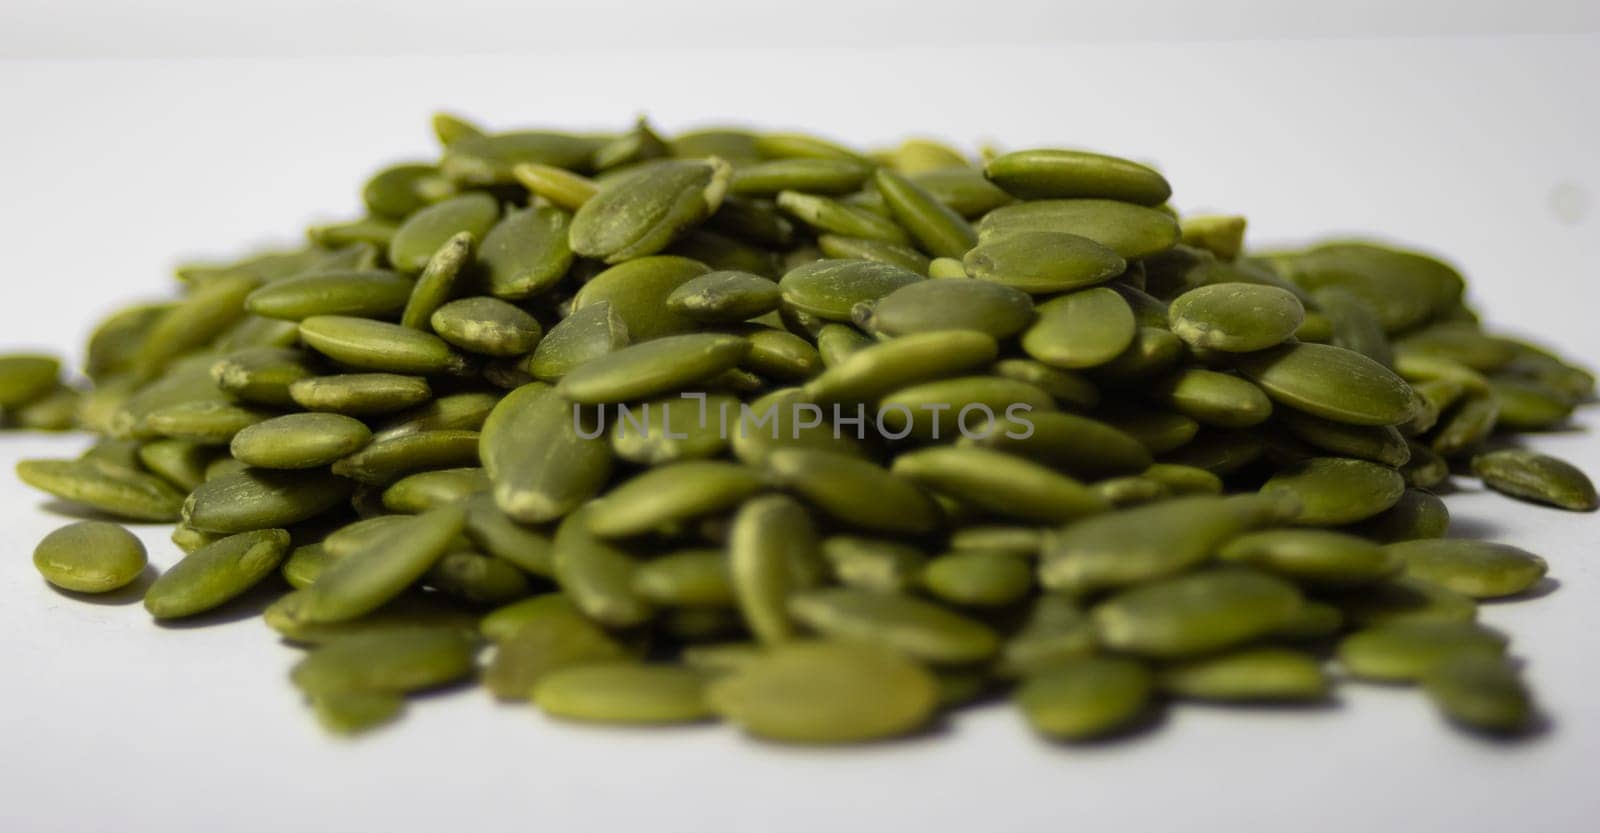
[815,235,931,275]
[144,529,290,619]
[777,190,910,245]
[1041,496,1274,592]
[730,387,866,464]
[707,640,938,744]
[1141,463,1223,495]
[1470,448,1598,511]
[132,274,260,378]
[1219,529,1399,587]
[1179,214,1247,260]
[920,550,1032,607]
[570,255,709,340]
[1400,442,1450,489]
[729,158,872,196]
[1420,654,1534,734]
[362,162,448,219]
[665,270,782,324]
[485,607,628,700]
[440,130,600,184]
[892,446,1105,524]
[1430,394,1500,457]
[1337,620,1507,682]
[16,458,185,521]
[183,468,352,533]
[779,259,924,321]
[292,625,477,696]
[480,382,612,523]
[140,400,272,444]
[805,330,996,405]
[858,279,1034,340]
[961,231,1125,294]
[329,429,479,485]
[1091,568,1303,658]
[978,199,1179,259]
[11,384,80,430]
[570,158,731,263]
[632,549,734,607]
[991,359,1101,410]
[732,326,821,381]
[821,536,927,594]
[511,162,598,211]
[231,412,372,469]
[33,521,148,593]
[474,204,573,299]
[425,550,531,606]
[607,392,735,464]
[1279,243,1463,334]
[1281,411,1411,467]
[387,193,499,273]
[1235,342,1418,426]
[879,376,1056,441]
[1159,648,1328,702]
[0,355,62,407]
[245,270,413,321]
[1387,539,1547,599]
[136,440,211,491]
[308,692,404,735]
[1354,488,1451,542]
[288,373,432,416]
[1314,286,1393,366]
[966,411,1151,479]
[533,663,711,725]
[873,168,977,258]
[1488,377,1575,431]
[907,166,1015,216]
[587,462,765,538]
[373,391,499,441]
[1021,287,1137,370]
[285,505,467,624]
[556,333,748,404]
[1260,457,1405,526]
[398,231,474,329]
[763,449,938,534]
[1015,657,1154,741]
[298,316,470,376]
[1333,576,1478,627]
[985,149,1171,205]
[210,347,314,407]
[524,301,630,381]
[429,297,542,357]
[1145,368,1273,429]
[281,543,332,589]
[551,507,654,627]
[788,587,997,665]
[729,494,820,645]
[1169,283,1305,353]
[84,305,169,380]
[996,594,1095,677]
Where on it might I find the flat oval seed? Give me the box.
[430,297,543,357]
[1387,539,1548,599]
[1169,283,1305,353]
[873,168,977,258]
[878,376,1058,441]
[765,448,941,534]
[632,549,734,606]
[143,529,290,619]
[1015,657,1154,741]
[33,521,147,593]
[483,597,627,698]
[1236,342,1418,426]
[985,149,1171,205]
[388,192,499,272]
[805,330,997,405]
[0,354,61,406]
[373,391,499,441]
[609,392,736,464]
[288,505,468,624]
[1260,457,1405,526]
[729,158,872,195]
[230,412,372,469]
[533,664,711,725]
[1040,495,1275,593]
[570,158,732,263]
[1421,654,1534,734]
[525,301,631,381]
[182,468,353,533]
[362,162,446,219]
[382,467,488,513]
[816,235,931,274]
[968,411,1152,479]
[245,270,413,321]
[512,162,599,211]
[1021,287,1137,369]
[977,199,1180,259]
[570,255,710,340]
[16,458,185,521]
[821,536,927,594]
[788,587,998,665]
[480,382,613,523]
[291,626,477,695]
[777,190,911,245]
[288,373,433,416]
[730,494,820,645]
[426,551,532,606]
[401,231,474,329]
[299,316,469,375]
[921,550,1033,607]
[1090,568,1303,658]
[1356,488,1451,542]
[586,462,765,538]
[861,279,1035,339]
[330,430,481,484]
[666,270,782,323]
[1159,648,1329,702]
[1282,411,1411,467]
[707,640,939,744]
[779,259,924,321]
[210,347,314,407]
[962,230,1125,294]
[892,446,1107,524]
[1145,368,1273,429]
[1470,448,1598,511]
[140,400,272,444]
[556,333,749,404]
[1333,576,1478,627]
[1219,529,1399,587]
[1337,621,1508,682]
[480,204,574,299]
[551,508,654,627]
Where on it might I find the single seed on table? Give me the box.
[1386,539,1548,599]
[32,521,148,593]
[144,529,291,619]
[1470,448,1598,512]
[1420,653,1534,734]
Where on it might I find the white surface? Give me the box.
[2,34,1599,833]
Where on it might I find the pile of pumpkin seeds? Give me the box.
[3,114,1595,743]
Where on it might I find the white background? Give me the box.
[1,4,1598,832]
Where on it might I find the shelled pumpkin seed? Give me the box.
[6,114,1591,745]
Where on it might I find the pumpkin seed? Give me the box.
[730,158,872,196]
[231,412,372,469]
[820,536,927,594]
[1420,654,1534,734]
[666,270,782,323]
[1337,620,1507,682]
[587,462,765,538]
[1016,657,1154,741]
[552,508,654,628]
[1470,448,1598,511]
[570,158,731,263]
[873,168,978,258]
[1169,283,1305,353]
[920,550,1032,607]
[557,333,748,404]
[728,494,821,644]
[816,235,931,275]
[1388,539,1547,599]
[569,255,709,340]
[298,317,470,376]
[534,664,711,725]
[245,270,412,321]
[387,193,499,273]
[1260,457,1406,526]
[986,149,1171,205]
[1219,529,1399,587]
[858,278,1034,339]
[978,199,1179,259]
[707,640,938,744]
[210,347,314,407]
[144,529,290,619]
[1159,648,1328,702]
[33,521,147,593]
[284,505,467,625]
[1091,567,1303,658]
[767,449,942,534]
[1041,496,1277,593]
[1334,576,1478,627]
[1236,342,1418,426]
[961,230,1125,294]
[892,446,1105,524]
[779,259,923,321]
[1021,287,1137,370]
[788,587,997,665]
[480,382,612,523]
[291,625,477,696]
[182,468,352,533]
[16,458,185,521]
